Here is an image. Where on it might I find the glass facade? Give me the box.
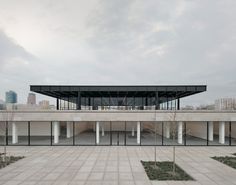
[186,122,207,145]
[208,122,230,146]
[58,95,180,111]
[75,122,95,145]
[141,122,162,145]
[30,122,51,145]
[0,121,234,146]
[0,121,6,145]
[231,122,236,146]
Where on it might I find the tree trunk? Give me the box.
[3,122,7,164]
[173,146,176,175]
[155,123,157,167]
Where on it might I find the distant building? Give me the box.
[27,93,36,105]
[5,91,17,103]
[39,100,50,109]
[215,98,236,110]
[196,104,215,110]
[182,105,194,110]
[16,104,40,110]
[0,99,5,110]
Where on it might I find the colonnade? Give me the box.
[10,121,228,145]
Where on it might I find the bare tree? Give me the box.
[0,111,8,164]
[0,108,15,165]
[142,121,159,169]
[167,103,178,175]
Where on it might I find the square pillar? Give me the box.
[101,123,105,136]
[96,121,100,144]
[66,122,72,138]
[177,122,183,144]
[53,121,59,144]
[132,126,135,136]
[219,121,225,144]
[208,121,214,141]
[12,122,18,144]
[137,121,141,144]
[165,122,170,138]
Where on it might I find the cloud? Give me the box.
[0,0,235,106]
[84,0,236,105]
[0,30,34,70]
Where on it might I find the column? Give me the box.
[177,98,180,110]
[137,121,141,144]
[56,98,59,110]
[53,121,59,144]
[208,121,214,141]
[12,122,18,144]
[219,121,225,144]
[76,91,81,110]
[96,121,100,144]
[165,122,170,138]
[155,91,159,110]
[178,122,183,144]
[66,122,72,138]
[132,126,135,136]
[101,124,105,136]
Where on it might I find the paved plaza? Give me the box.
[0,146,236,185]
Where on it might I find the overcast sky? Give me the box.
[0,0,235,106]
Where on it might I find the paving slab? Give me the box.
[0,146,236,185]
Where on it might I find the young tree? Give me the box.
[0,108,15,165]
[0,111,7,164]
[142,121,159,169]
[167,103,178,175]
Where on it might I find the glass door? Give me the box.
[111,122,125,145]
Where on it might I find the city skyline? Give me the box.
[0,0,236,105]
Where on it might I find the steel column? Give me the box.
[229,121,231,146]
[50,121,53,146]
[76,91,81,110]
[6,121,8,146]
[56,98,59,110]
[207,122,209,146]
[155,91,159,110]
[73,121,75,146]
[161,122,164,146]
[28,121,30,146]
[177,98,180,110]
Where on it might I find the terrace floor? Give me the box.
[0,146,236,185]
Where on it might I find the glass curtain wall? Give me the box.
[141,122,162,145]
[30,122,51,145]
[75,122,95,145]
[0,122,6,145]
[56,91,183,111]
[209,122,229,146]
[98,122,111,145]
[52,122,73,145]
[186,122,207,145]
[231,122,236,145]
[126,122,138,145]
[8,122,28,145]
[163,122,184,145]
[111,122,125,145]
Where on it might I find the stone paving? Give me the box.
[0,146,236,185]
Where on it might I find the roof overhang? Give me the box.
[30,85,207,101]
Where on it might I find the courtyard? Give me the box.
[0,146,236,185]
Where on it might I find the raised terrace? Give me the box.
[0,110,236,146]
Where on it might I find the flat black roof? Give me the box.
[30,85,206,99]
